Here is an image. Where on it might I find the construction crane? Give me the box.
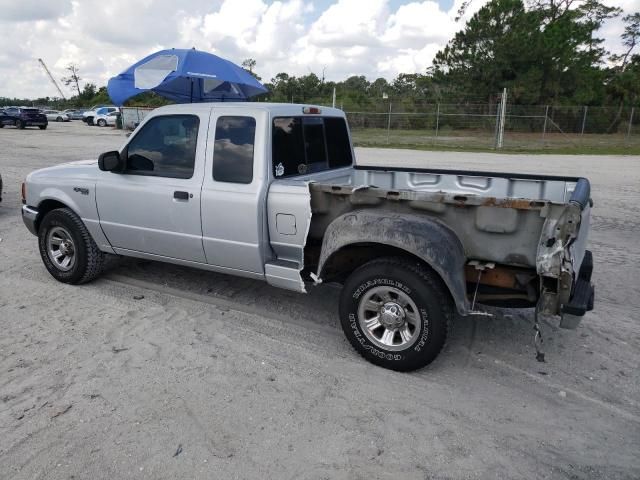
[37,58,66,99]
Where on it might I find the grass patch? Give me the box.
[351,128,640,155]
[353,141,640,155]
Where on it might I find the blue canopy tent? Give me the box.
[107,48,268,105]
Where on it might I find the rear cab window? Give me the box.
[272,116,352,178]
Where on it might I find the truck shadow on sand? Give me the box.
[107,256,581,373]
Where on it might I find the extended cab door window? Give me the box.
[212,116,256,184]
[272,116,352,178]
[125,115,199,179]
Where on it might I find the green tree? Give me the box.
[61,64,82,97]
[78,83,97,102]
[606,12,640,128]
[241,58,262,81]
[433,0,539,103]
[433,0,621,104]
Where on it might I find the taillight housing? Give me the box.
[21,182,26,204]
[302,106,321,114]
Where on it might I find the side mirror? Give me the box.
[98,150,124,172]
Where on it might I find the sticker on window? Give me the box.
[275,162,284,177]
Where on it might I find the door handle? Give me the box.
[174,191,189,200]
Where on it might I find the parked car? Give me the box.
[83,106,117,125]
[20,103,595,371]
[62,109,85,120]
[0,107,48,129]
[94,110,120,127]
[43,110,70,122]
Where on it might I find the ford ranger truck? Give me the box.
[21,103,595,371]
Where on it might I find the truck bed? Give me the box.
[305,165,589,268]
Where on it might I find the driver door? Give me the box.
[96,113,207,263]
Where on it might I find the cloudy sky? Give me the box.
[0,0,638,99]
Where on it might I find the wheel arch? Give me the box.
[315,210,469,315]
[35,198,71,232]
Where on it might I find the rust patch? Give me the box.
[465,264,535,290]
[481,197,544,210]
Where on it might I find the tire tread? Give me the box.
[40,208,105,284]
[341,256,453,371]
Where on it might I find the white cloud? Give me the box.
[307,0,388,48]
[0,0,72,22]
[201,0,267,45]
[0,0,636,99]
[383,1,456,48]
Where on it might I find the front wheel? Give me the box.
[38,208,105,284]
[56,116,63,122]
[39,125,47,130]
[339,257,452,371]
[16,120,25,129]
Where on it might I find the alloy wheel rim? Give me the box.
[357,286,421,351]
[47,226,76,272]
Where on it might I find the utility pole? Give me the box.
[38,58,66,99]
[495,88,507,149]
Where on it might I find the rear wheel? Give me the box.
[339,257,452,371]
[56,116,63,122]
[39,125,47,130]
[97,119,107,127]
[38,208,105,284]
[16,120,25,129]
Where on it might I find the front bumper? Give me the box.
[560,250,595,329]
[22,205,39,236]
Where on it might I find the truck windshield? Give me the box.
[272,116,352,178]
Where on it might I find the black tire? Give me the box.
[339,257,452,371]
[56,116,63,122]
[39,125,47,130]
[38,208,105,284]
[97,119,107,127]
[16,120,25,129]
[86,117,94,126]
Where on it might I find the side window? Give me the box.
[272,117,304,177]
[324,117,353,169]
[272,116,352,178]
[212,116,256,184]
[125,115,199,179]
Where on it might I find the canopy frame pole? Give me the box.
[189,77,193,103]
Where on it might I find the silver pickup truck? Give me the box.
[21,103,595,371]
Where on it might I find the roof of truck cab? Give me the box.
[150,102,346,117]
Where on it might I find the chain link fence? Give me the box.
[342,103,639,150]
[122,97,639,151]
[285,94,638,151]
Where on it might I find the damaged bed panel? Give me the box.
[267,167,591,318]
[315,210,469,315]
[265,164,591,320]
[265,181,312,292]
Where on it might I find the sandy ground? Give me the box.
[0,121,638,480]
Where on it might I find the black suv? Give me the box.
[0,107,48,130]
